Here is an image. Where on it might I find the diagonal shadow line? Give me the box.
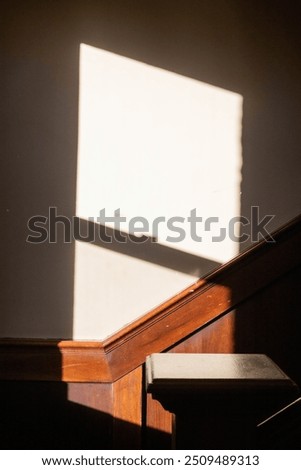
[74,217,221,277]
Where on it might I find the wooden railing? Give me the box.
[1,214,300,383]
[0,214,300,448]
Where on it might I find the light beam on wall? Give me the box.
[73,44,243,340]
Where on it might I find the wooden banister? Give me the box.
[0,214,300,382]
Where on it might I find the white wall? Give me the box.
[74,44,242,339]
[2,2,300,340]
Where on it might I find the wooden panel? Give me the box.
[145,394,173,449]
[68,382,113,415]
[169,310,236,354]
[112,367,142,449]
[0,381,114,449]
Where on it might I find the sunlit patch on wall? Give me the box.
[73,44,243,339]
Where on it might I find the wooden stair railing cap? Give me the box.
[146,353,298,391]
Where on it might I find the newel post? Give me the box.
[146,353,299,449]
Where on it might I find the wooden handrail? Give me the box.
[104,213,301,380]
[0,214,300,382]
[105,213,301,349]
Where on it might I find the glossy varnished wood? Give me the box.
[145,392,173,449]
[0,340,111,382]
[112,367,143,449]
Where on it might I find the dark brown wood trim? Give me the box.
[0,214,300,382]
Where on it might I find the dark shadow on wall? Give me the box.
[2,0,301,338]
[75,218,220,277]
[1,2,79,338]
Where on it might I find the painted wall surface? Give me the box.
[1,1,301,339]
[74,44,242,339]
